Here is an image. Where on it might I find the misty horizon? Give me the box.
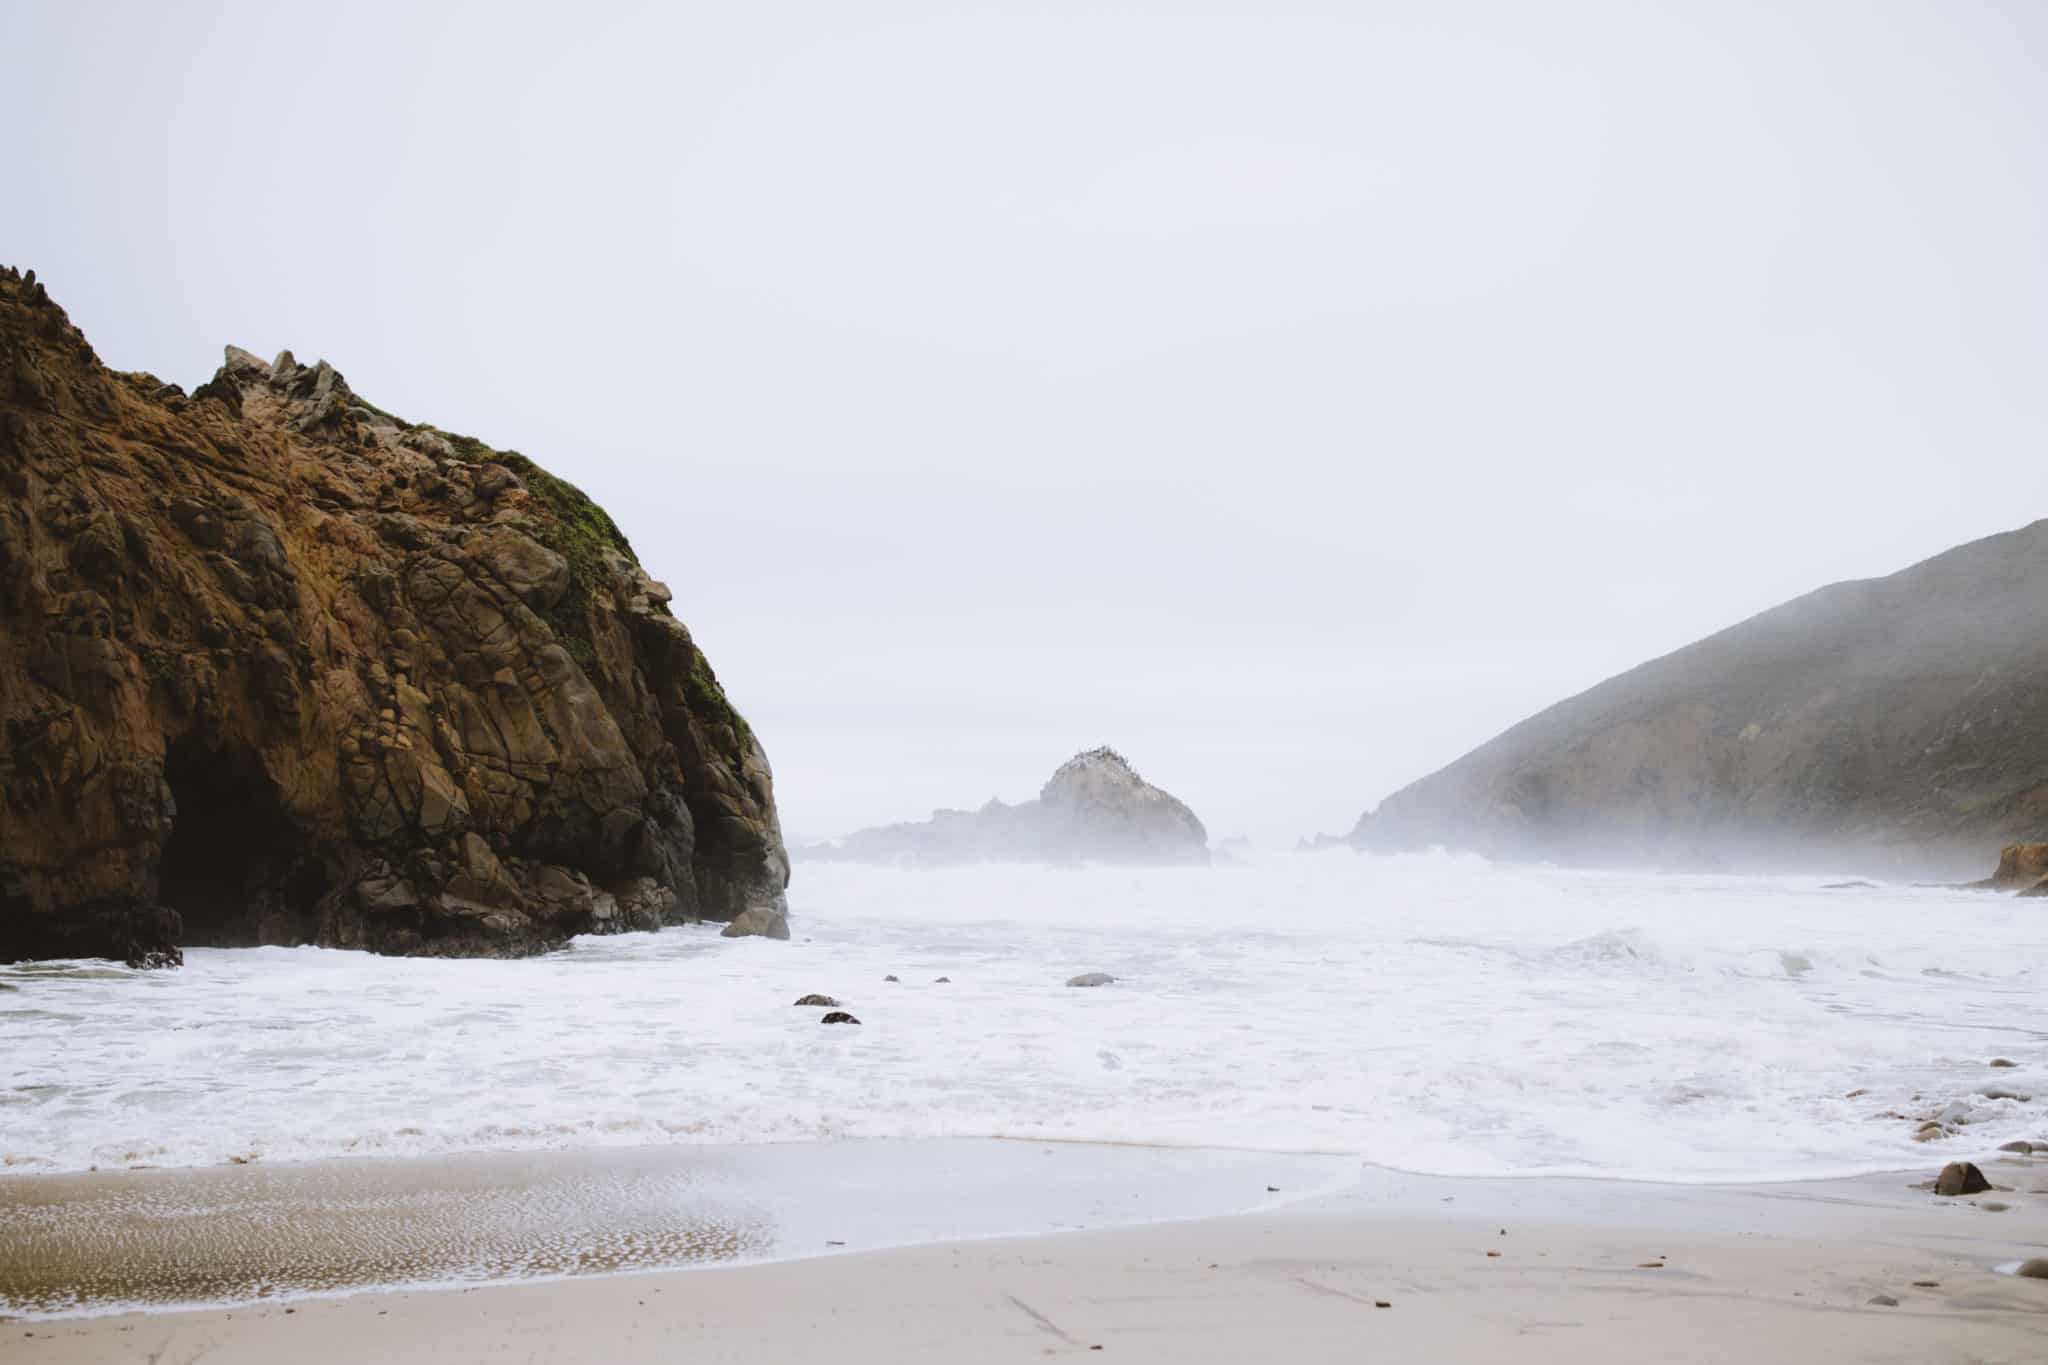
[8,1,2045,847]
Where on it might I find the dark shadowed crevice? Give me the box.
[159,738,323,947]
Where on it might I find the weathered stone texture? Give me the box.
[0,266,788,964]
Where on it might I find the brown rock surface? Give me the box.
[0,267,788,965]
[1932,1161,1991,1197]
[1983,842,2048,890]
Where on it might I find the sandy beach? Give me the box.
[5,1145,2043,1363]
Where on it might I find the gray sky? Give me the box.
[7,1,2045,844]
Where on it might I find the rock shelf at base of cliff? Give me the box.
[0,266,789,965]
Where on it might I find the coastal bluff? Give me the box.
[1345,520,2048,878]
[809,747,1209,866]
[0,267,788,965]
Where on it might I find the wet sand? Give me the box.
[0,1138,1358,1316]
[3,1146,2045,1363]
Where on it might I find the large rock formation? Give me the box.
[1347,519,2048,877]
[1978,842,2048,895]
[0,267,788,965]
[810,747,1209,866]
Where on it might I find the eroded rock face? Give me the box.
[810,747,1208,866]
[0,267,788,964]
[1982,842,2048,893]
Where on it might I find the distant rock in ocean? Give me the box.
[807,747,1208,866]
[0,267,788,966]
[1340,520,2048,878]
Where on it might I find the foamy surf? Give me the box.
[1,851,2040,1181]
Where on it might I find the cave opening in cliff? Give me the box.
[158,739,323,947]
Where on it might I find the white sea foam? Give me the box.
[1,851,2042,1180]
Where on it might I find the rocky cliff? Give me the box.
[0,267,788,965]
[811,747,1209,866]
[1347,520,2048,877]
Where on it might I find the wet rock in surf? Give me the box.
[793,994,839,1007]
[819,1011,860,1025]
[1067,972,1116,987]
[1989,1058,2019,1068]
[1986,843,2048,890]
[722,906,791,940]
[1997,1141,2035,1153]
[2016,1258,2048,1279]
[1934,1161,1991,1196]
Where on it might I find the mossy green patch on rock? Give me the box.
[685,650,750,744]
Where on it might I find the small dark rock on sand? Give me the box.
[820,1011,861,1025]
[1934,1161,1992,1196]
[794,994,840,1007]
[1867,1294,1898,1307]
[1824,881,1877,890]
[1989,1058,2018,1068]
[933,976,950,983]
[1067,972,1116,988]
[884,975,900,982]
[2016,1258,2048,1279]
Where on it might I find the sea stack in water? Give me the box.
[812,746,1208,866]
[1343,520,2048,878]
[0,267,789,965]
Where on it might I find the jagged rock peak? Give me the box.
[808,746,1208,867]
[0,266,789,966]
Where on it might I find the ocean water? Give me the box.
[2,850,2042,1181]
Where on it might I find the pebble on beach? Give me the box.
[820,1011,861,1025]
[1867,1294,1898,1307]
[2016,1259,2048,1279]
[793,994,840,1007]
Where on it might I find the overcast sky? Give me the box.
[6,1,2045,843]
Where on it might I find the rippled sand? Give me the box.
[0,1139,1354,1317]
[9,1155,2046,1363]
